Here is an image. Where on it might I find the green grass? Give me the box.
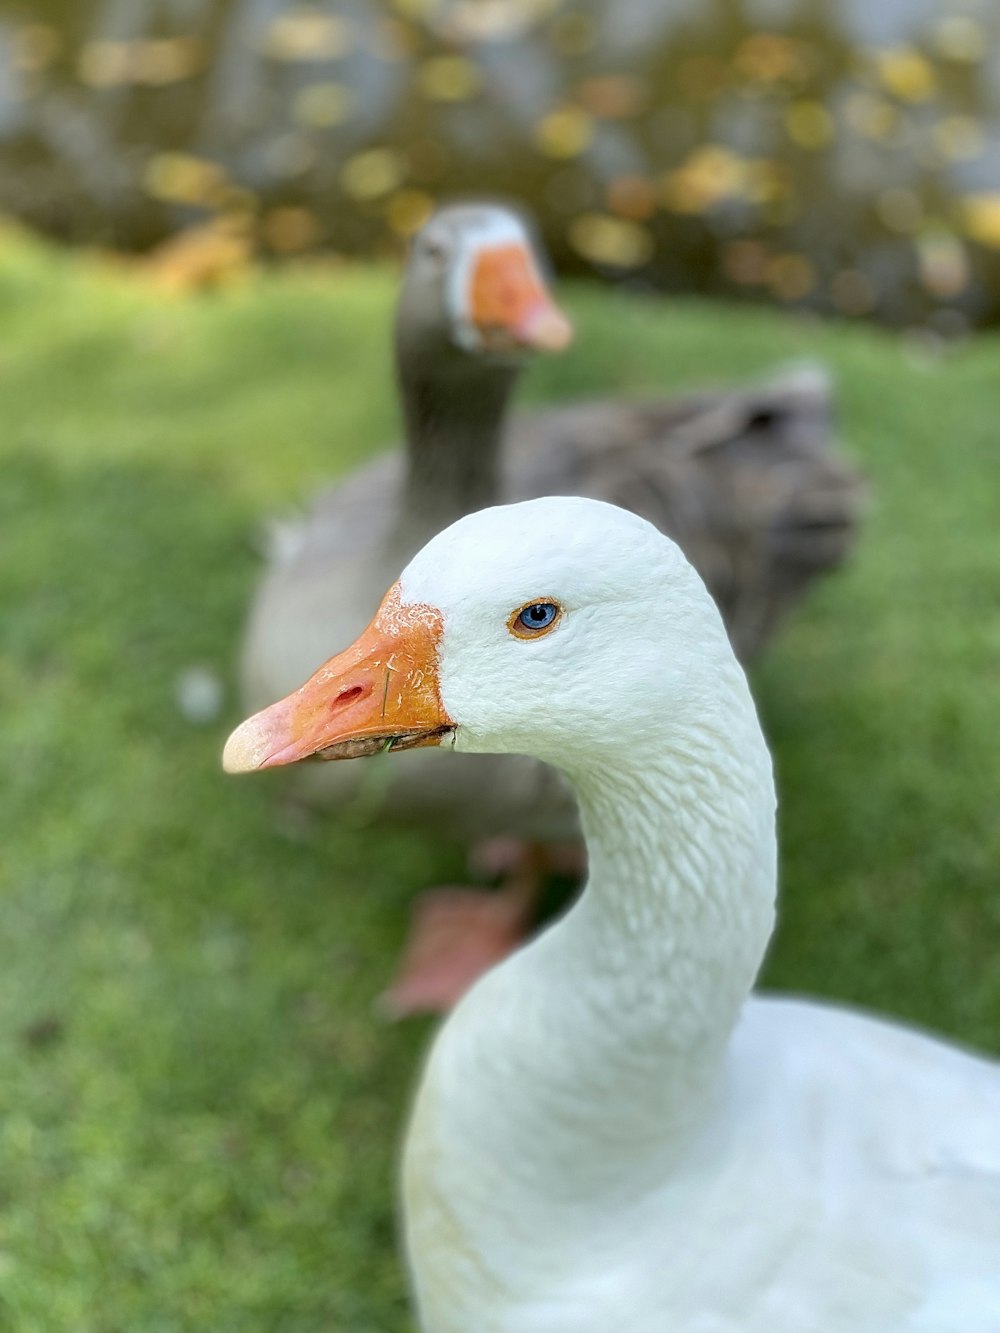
[1,224,998,1330]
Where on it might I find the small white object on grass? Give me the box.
[175,665,224,725]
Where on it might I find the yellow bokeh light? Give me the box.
[960,195,1000,250]
[78,37,203,87]
[143,153,228,206]
[417,56,481,102]
[662,146,750,214]
[933,116,984,162]
[734,33,811,85]
[387,189,436,237]
[340,148,405,200]
[934,16,985,64]
[785,101,834,151]
[392,0,439,20]
[916,229,969,297]
[139,37,204,85]
[78,40,132,87]
[535,106,594,159]
[449,0,561,43]
[875,47,937,103]
[293,82,354,128]
[262,11,352,61]
[568,214,654,268]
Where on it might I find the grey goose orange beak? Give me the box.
[223,584,454,774]
[467,239,573,353]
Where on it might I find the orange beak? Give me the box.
[222,584,454,774]
[468,241,573,352]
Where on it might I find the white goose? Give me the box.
[224,497,1000,1333]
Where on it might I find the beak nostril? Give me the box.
[332,684,367,710]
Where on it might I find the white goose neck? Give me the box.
[565,698,776,1070]
[416,661,776,1197]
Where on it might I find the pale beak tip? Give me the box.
[222,715,271,775]
[522,304,575,352]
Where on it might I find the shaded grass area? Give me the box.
[1,227,998,1329]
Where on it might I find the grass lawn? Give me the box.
[1,226,998,1331]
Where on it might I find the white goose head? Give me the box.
[223,497,743,778]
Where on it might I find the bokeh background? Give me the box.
[4,0,1000,326]
[1,2,998,1329]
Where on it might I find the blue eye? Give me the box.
[514,601,560,635]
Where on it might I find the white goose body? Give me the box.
[225,498,1000,1331]
[411,992,1000,1332]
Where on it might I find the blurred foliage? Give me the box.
[0,228,998,1325]
[1,0,1000,325]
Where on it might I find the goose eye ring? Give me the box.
[508,600,562,640]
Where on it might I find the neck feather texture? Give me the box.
[406,662,776,1221]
